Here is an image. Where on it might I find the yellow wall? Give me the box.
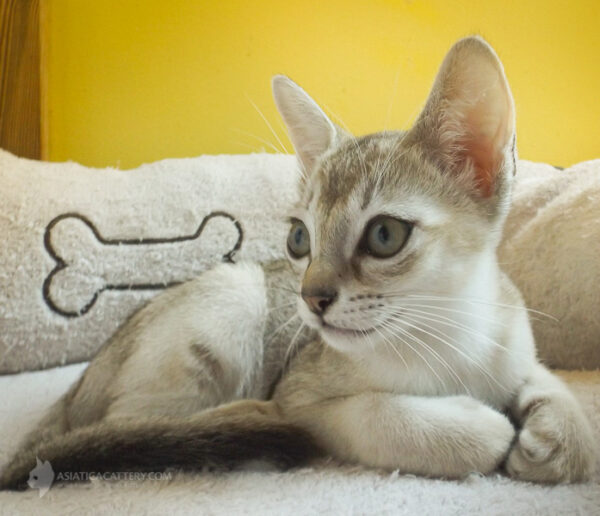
[45,0,600,169]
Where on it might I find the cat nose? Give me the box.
[301,288,337,316]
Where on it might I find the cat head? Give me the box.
[273,36,516,354]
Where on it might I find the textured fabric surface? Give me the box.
[1,150,599,373]
[0,150,300,373]
[0,364,598,514]
[499,159,600,370]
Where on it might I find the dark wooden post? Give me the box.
[0,0,42,160]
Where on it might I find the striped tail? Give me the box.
[0,400,321,490]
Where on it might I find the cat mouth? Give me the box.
[321,322,378,338]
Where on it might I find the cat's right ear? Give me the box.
[272,75,342,175]
[409,37,515,200]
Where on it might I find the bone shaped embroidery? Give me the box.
[43,212,243,318]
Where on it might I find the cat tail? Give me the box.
[0,399,322,490]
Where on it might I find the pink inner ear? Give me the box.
[461,104,508,198]
[462,133,496,198]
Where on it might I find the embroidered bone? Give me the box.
[43,212,243,317]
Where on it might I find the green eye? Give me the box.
[287,219,310,258]
[363,216,411,258]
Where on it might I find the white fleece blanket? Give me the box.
[2,150,599,374]
[0,364,599,514]
[0,150,300,374]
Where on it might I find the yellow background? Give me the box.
[44,0,600,169]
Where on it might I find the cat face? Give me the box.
[273,37,516,354]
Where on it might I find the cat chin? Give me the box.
[317,324,381,354]
[321,323,376,339]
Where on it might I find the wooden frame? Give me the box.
[0,0,43,160]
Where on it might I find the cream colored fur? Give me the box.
[499,159,600,369]
[1,36,596,488]
[270,36,596,482]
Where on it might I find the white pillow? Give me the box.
[0,150,300,373]
[499,159,600,370]
[1,150,598,372]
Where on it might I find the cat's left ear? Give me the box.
[411,36,515,198]
[272,75,344,175]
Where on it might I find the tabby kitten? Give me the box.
[1,36,595,489]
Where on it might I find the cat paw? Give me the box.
[438,397,515,477]
[506,397,597,483]
[466,402,516,475]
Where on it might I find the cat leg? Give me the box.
[102,261,271,420]
[2,261,272,477]
[506,363,597,483]
[278,393,515,478]
[10,261,270,457]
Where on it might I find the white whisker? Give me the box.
[265,313,299,344]
[397,302,507,328]
[371,324,409,371]
[267,302,298,314]
[284,321,307,367]
[377,315,470,395]
[375,130,408,183]
[232,128,285,154]
[376,317,446,390]
[361,326,376,353]
[233,282,299,296]
[401,294,558,321]
[386,305,521,356]
[245,94,290,155]
[323,103,369,178]
[384,311,509,393]
[384,67,402,132]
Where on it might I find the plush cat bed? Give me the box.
[1,149,599,372]
[1,151,599,511]
[0,150,298,373]
[0,363,598,513]
[499,159,600,369]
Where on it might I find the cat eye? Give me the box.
[362,216,412,258]
[287,219,310,258]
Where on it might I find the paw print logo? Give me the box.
[27,457,54,497]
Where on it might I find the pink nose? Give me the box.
[301,289,337,315]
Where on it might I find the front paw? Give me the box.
[506,397,597,483]
[437,397,515,478]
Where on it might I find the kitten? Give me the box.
[1,36,596,489]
